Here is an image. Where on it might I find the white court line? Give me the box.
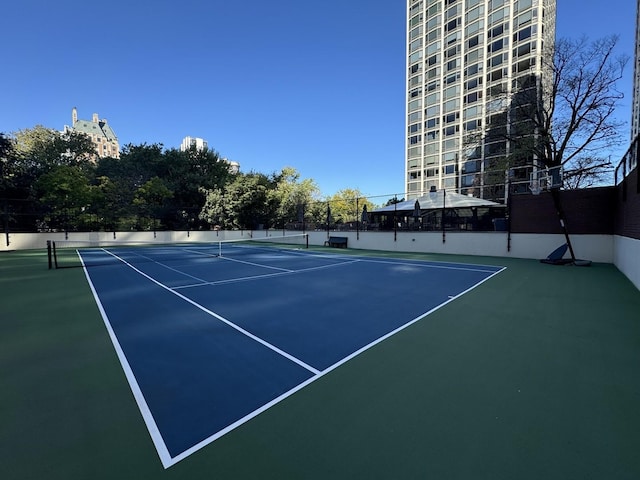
[85,247,506,468]
[79,256,174,469]
[123,251,209,283]
[99,249,320,376]
[173,259,361,290]
[168,264,508,467]
[350,256,500,273]
[218,255,294,272]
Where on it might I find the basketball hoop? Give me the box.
[529,179,541,195]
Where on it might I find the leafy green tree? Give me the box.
[160,146,233,229]
[94,143,164,227]
[326,188,375,225]
[200,172,275,230]
[35,165,94,230]
[133,176,173,230]
[13,126,95,177]
[268,167,321,228]
[0,133,16,197]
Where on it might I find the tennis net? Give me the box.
[47,233,309,269]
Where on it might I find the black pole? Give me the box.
[326,202,330,238]
[356,197,359,240]
[3,198,9,247]
[47,240,52,269]
[506,176,512,252]
[550,187,577,262]
[442,188,446,243]
[393,197,397,242]
[302,203,306,234]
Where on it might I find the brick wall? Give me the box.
[614,166,640,240]
[510,187,616,235]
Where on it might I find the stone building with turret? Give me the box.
[64,107,120,159]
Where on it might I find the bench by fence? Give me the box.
[324,236,348,248]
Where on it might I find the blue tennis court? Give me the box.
[80,242,505,468]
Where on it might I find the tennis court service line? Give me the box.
[357,257,501,273]
[173,258,362,290]
[100,249,321,376]
[121,250,209,284]
[218,255,294,272]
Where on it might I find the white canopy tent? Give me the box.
[371,191,503,213]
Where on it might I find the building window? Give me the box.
[409,99,422,112]
[443,85,459,101]
[465,119,482,131]
[465,20,483,37]
[409,75,423,88]
[426,92,440,105]
[444,125,460,136]
[445,72,461,84]
[444,98,460,112]
[408,147,421,158]
[446,58,461,71]
[426,105,440,117]
[410,51,423,64]
[444,152,458,162]
[427,41,441,55]
[409,26,423,41]
[425,143,440,155]
[444,112,460,123]
[489,23,505,38]
[426,117,440,128]
[514,25,535,42]
[466,5,483,22]
[426,16,440,31]
[409,111,422,123]
[409,123,422,134]
[410,13,424,29]
[489,38,506,53]
[445,18,461,32]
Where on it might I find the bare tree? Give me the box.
[476,35,628,263]
[510,35,628,187]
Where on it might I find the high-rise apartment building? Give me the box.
[405,0,556,200]
[180,136,209,152]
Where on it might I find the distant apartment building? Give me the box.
[180,135,240,173]
[405,0,556,200]
[180,136,208,152]
[64,107,120,159]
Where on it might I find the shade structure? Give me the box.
[371,191,503,213]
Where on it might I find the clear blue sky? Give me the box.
[0,0,635,197]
